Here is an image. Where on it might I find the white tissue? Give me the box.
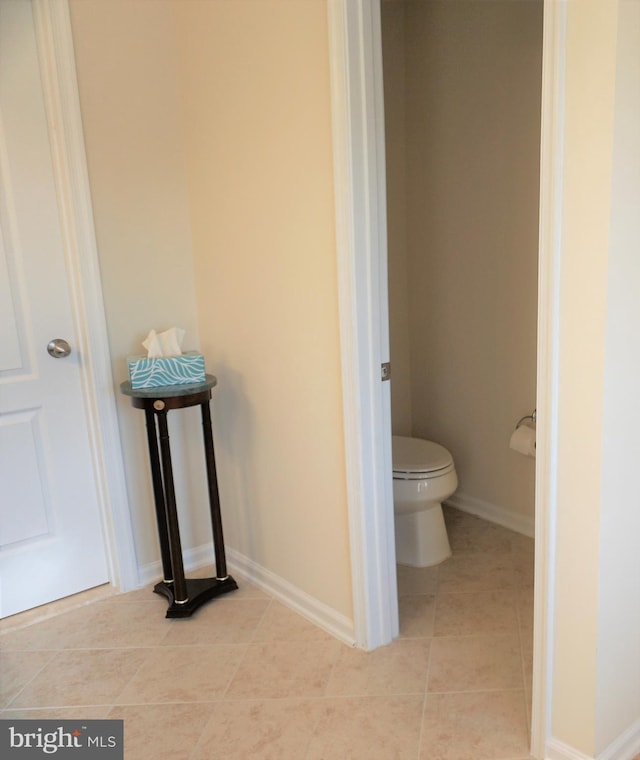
[509,424,536,458]
[142,328,185,359]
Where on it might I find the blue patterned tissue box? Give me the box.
[127,351,205,389]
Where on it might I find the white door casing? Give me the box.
[0,0,137,617]
[327,0,398,651]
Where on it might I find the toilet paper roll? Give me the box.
[509,424,536,458]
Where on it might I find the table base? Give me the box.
[153,575,239,618]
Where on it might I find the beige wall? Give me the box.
[69,0,211,567]
[383,0,542,522]
[70,0,352,619]
[382,1,412,435]
[551,0,617,747]
[172,0,352,617]
[552,0,640,755]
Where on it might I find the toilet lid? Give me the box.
[392,435,453,474]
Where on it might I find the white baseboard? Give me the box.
[546,738,594,760]
[138,543,356,648]
[446,491,535,538]
[225,546,356,647]
[137,542,215,587]
[545,720,640,760]
[597,718,640,760]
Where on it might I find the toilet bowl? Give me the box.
[392,435,458,567]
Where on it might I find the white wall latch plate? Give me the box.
[381,362,391,381]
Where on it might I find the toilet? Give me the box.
[392,435,458,567]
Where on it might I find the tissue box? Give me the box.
[127,351,205,389]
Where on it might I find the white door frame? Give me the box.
[327,0,399,651]
[529,1,565,756]
[328,0,564,755]
[30,0,138,595]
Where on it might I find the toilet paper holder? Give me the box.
[515,409,536,429]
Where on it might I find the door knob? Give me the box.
[47,338,72,358]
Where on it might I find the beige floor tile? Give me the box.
[225,640,340,699]
[428,635,523,692]
[0,610,83,651]
[63,601,172,648]
[1,706,112,719]
[520,629,533,674]
[448,522,513,555]
[510,532,535,553]
[515,558,535,590]
[0,601,171,651]
[191,699,325,760]
[434,591,518,637]
[326,638,431,696]
[444,510,515,556]
[399,595,436,638]
[521,626,533,715]
[108,584,168,605]
[0,508,537,760]
[9,649,148,708]
[306,696,423,760]
[108,702,215,760]
[160,599,270,646]
[0,650,55,708]
[438,553,518,594]
[397,564,439,596]
[504,529,534,588]
[116,645,246,704]
[252,602,333,642]
[419,690,530,760]
[442,505,465,524]
[0,585,115,634]
[517,589,535,631]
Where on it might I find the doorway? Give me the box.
[381,0,541,536]
[328,0,560,756]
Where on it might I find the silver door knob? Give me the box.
[47,338,72,358]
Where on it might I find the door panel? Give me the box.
[0,0,109,618]
[0,411,49,546]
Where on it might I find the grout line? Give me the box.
[302,695,332,760]
[516,588,534,743]
[217,637,257,703]
[415,632,434,759]
[186,702,220,760]
[3,649,57,711]
[246,596,273,645]
[107,646,157,713]
[3,701,120,712]
[423,686,526,696]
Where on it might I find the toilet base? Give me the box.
[394,503,451,567]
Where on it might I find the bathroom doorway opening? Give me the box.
[379,0,542,747]
[380,0,541,545]
[328,0,559,757]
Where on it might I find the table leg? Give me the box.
[200,402,229,580]
[156,410,188,604]
[144,409,173,583]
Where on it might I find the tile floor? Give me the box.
[1,507,536,759]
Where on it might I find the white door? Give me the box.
[0,0,109,618]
